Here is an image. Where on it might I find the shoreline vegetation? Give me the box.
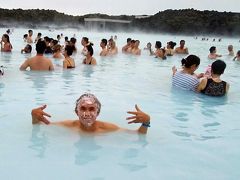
[0,8,240,36]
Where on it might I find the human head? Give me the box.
[130,40,136,48]
[100,38,107,48]
[228,45,233,52]
[81,37,89,46]
[37,32,42,37]
[2,34,10,43]
[24,44,32,53]
[135,40,140,47]
[52,40,59,46]
[23,34,28,40]
[44,36,51,45]
[86,44,94,56]
[237,50,240,57]
[168,41,176,49]
[147,42,152,48]
[127,38,131,44]
[64,45,74,56]
[155,41,162,49]
[53,44,62,53]
[28,30,33,36]
[75,93,101,127]
[64,36,68,42]
[180,40,185,48]
[181,54,200,69]
[70,37,77,45]
[36,40,46,54]
[57,35,61,40]
[209,46,216,53]
[211,60,226,75]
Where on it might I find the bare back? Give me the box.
[20,55,54,71]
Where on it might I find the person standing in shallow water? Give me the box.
[31,93,151,134]
[19,40,54,71]
[175,40,189,54]
[1,34,12,52]
[27,29,33,44]
[122,38,132,53]
[99,39,108,56]
[197,60,229,96]
[228,45,234,56]
[63,45,75,69]
[172,55,202,91]
[208,46,222,59]
[82,44,97,65]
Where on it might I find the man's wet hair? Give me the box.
[36,40,46,54]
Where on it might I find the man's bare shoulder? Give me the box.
[97,120,120,131]
[52,119,78,127]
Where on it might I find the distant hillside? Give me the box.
[132,9,240,35]
[0,8,240,35]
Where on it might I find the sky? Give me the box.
[1,0,240,16]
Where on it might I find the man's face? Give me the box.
[180,41,185,47]
[76,98,98,127]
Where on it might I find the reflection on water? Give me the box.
[61,70,75,89]
[24,71,53,104]
[169,87,228,141]
[74,135,102,166]
[28,125,48,158]
[0,52,12,62]
[0,82,4,96]
[81,65,95,78]
[118,134,148,172]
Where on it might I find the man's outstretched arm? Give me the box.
[126,105,151,134]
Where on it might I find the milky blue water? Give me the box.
[0,28,240,180]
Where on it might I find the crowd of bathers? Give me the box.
[1,29,239,97]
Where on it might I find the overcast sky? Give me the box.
[1,0,239,16]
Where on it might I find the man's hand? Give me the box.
[126,105,150,124]
[31,105,51,124]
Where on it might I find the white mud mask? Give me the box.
[77,97,98,127]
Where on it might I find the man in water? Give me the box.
[175,40,189,54]
[27,29,33,44]
[31,93,151,134]
[19,40,54,71]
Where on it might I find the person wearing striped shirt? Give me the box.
[172,55,203,91]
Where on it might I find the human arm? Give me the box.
[197,78,208,92]
[19,59,29,70]
[172,66,177,76]
[0,40,3,51]
[91,57,97,65]
[126,105,151,134]
[63,60,68,69]
[185,48,189,54]
[196,73,204,79]
[49,60,54,71]
[226,83,230,93]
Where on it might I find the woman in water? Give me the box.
[1,34,12,52]
[172,55,202,91]
[53,44,64,59]
[63,45,75,69]
[154,41,166,60]
[197,60,229,96]
[82,44,97,65]
[165,41,176,56]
